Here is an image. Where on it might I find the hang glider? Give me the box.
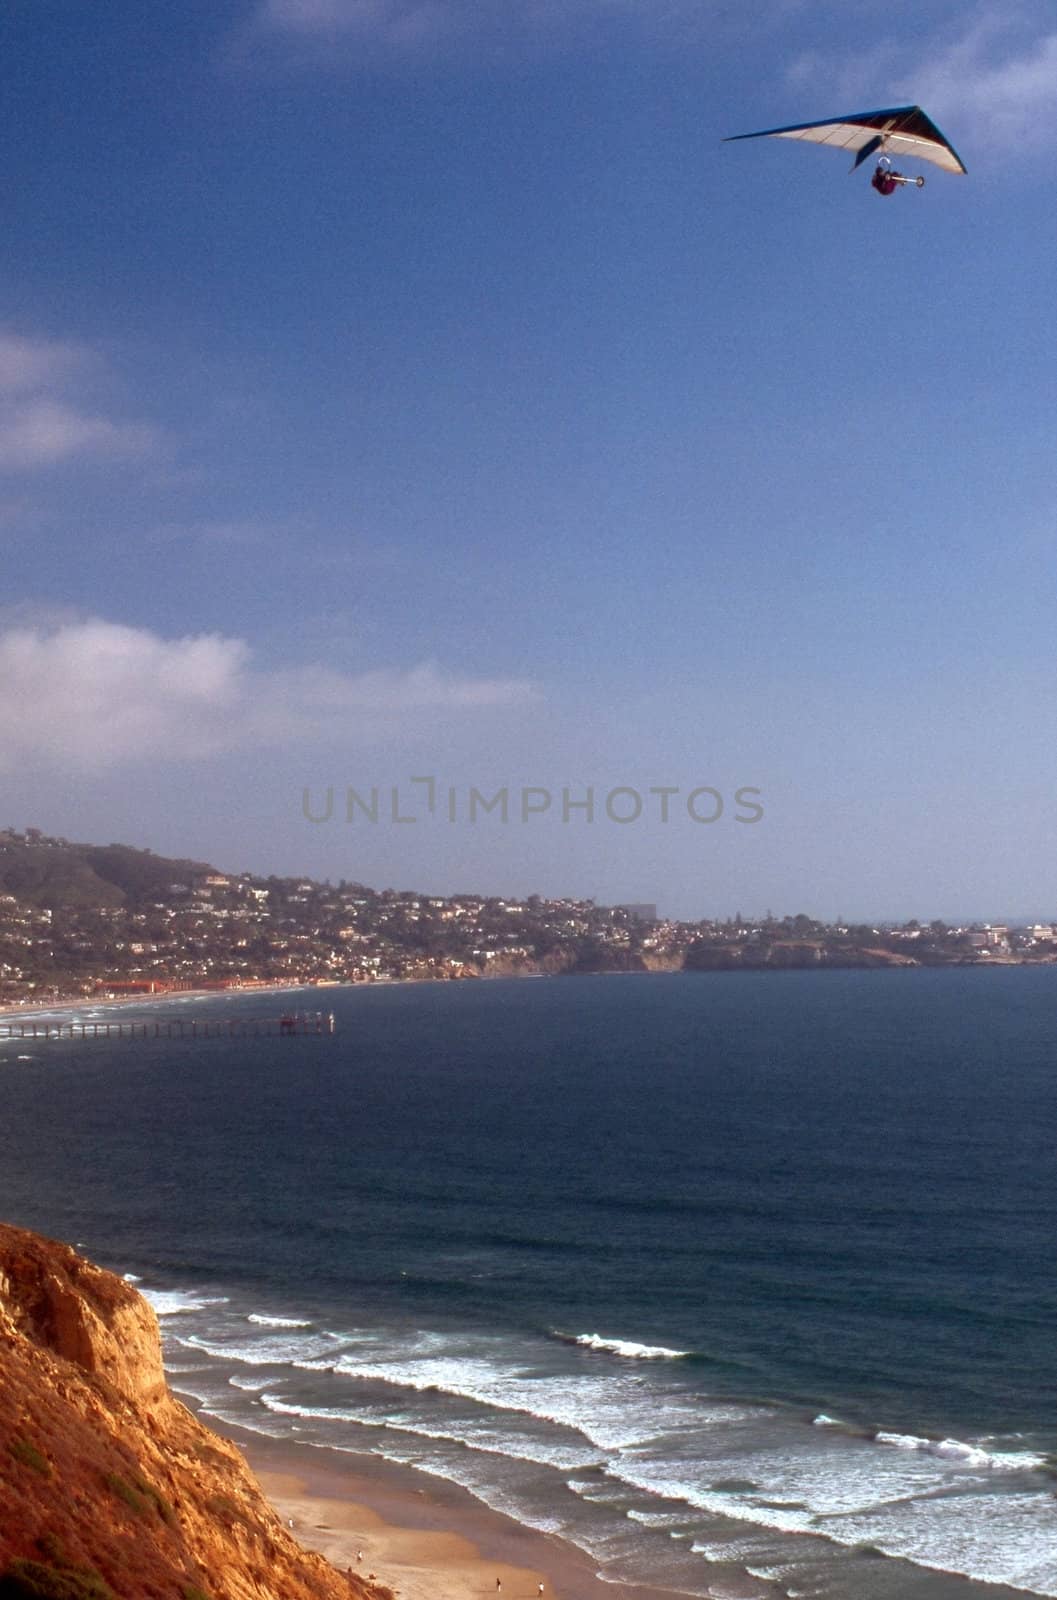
[724,106,967,194]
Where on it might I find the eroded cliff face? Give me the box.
[0,1223,376,1600]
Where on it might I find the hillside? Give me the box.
[0,826,1046,1005]
[0,833,217,910]
[0,1223,377,1600]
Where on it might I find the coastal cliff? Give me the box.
[0,1223,376,1600]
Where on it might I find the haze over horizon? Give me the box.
[3,1,1054,922]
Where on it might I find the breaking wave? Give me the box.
[141,1288,230,1317]
[553,1331,690,1360]
[874,1431,1047,1472]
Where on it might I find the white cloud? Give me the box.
[276,658,536,711]
[0,619,536,771]
[261,0,591,35]
[253,0,722,51]
[145,518,275,549]
[0,333,87,396]
[261,0,389,31]
[787,8,1057,163]
[0,400,158,469]
[909,15,1057,153]
[0,328,162,473]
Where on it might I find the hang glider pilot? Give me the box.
[871,160,901,196]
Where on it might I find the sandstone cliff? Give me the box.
[0,1223,380,1600]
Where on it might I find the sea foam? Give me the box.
[255,1393,601,1471]
[247,1313,313,1329]
[875,1430,1047,1471]
[557,1331,690,1360]
[181,1328,343,1366]
[142,1288,230,1317]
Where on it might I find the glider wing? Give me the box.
[724,106,967,175]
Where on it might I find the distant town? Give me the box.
[0,827,1054,1007]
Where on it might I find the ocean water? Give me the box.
[2,969,1056,1600]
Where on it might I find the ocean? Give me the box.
[2,969,1056,1600]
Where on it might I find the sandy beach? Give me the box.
[0,980,327,1024]
[228,1431,756,1600]
[260,1468,551,1600]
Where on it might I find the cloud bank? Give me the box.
[262,0,648,36]
[0,331,160,472]
[789,7,1057,161]
[0,619,536,771]
[909,14,1057,153]
[253,0,728,53]
[0,333,87,396]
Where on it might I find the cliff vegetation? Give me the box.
[0,1223,379,1600]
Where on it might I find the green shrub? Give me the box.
[102,1470,174,1524]
[130,1473,176,1526]
[0,1560,114,1600]
[103,1472,147,1516]
[8,1438,51,1477]
[205,1493,247,1528]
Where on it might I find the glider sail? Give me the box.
[724,106,967,175]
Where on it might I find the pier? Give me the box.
[0,1010,336,1042]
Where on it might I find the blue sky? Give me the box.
[1,0,1054,919]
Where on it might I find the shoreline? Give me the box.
[2,957,1053,1024]
[0,979,329,1025]
[215,1422,767,1600]
[212,1419,1040,1600]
